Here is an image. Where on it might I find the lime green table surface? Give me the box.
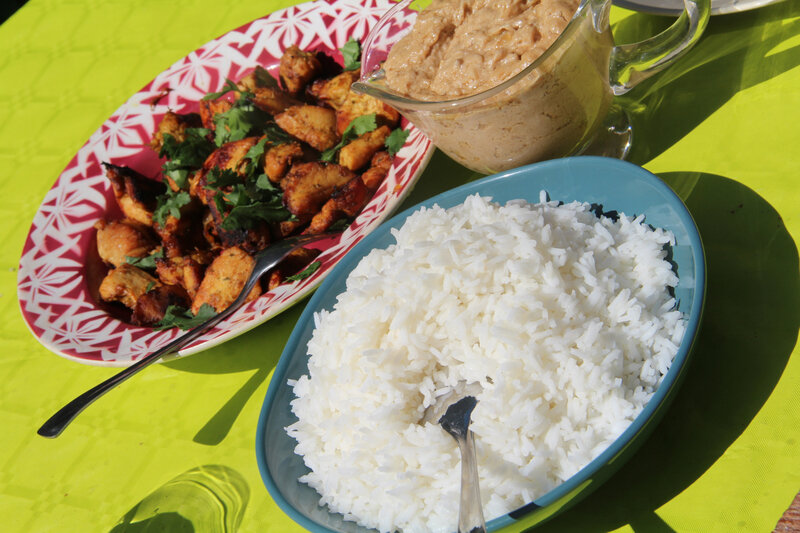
[1,0,798,531]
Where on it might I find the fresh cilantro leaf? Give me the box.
[202,79,240,101]
[220,200,291,230]
[145,281,156,293]
[154,303,217,331]
[153,189,191,227]
[341,38,361,71]
[255,173,277,191]
[125,248,165,270]
[252,65,280,89]
[212,100,272,147]
[321,113,378,162]
[285,261,321,282]
[159,129,214,189]
[384,127,410,156]
[206,167,242,189]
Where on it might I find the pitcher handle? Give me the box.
[609,0,711,95]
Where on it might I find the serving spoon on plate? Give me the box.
[422,381,487,533]
[37,232,337,439]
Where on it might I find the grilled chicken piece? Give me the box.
[335,92,400,136]
[308,70,360,110]
[279,45,323,95]
[191,247,261,314]
[150,111,203,152]
[235,67,302,114]
[275,105,339,152]
[132,284,192,327]
[360,150,393,191]
[155,255,207,299]
[338,125,392,171]
[266,247,321,290]
[281,161,356,218]
[265,141,306,183]
[198,98,233,131]
[304,176,370,235]
[94,219,158,268]
[104,164,166,227]
[190,137,261,201]
[99,263,159,309]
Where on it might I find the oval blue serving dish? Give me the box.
[255,156,706,532]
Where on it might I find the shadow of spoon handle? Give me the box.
[457,430,486,533]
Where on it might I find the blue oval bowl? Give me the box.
[256,156,706,532]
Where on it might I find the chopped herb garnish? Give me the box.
[212,99,273,147]
[154,303,217,330]
[125,248,165,270]
[202,79,240,101]
[145,281,156,293]
[285,261,322,282]
[153,189,191,227]
[159,129,214,189]
[321,113,378,162]
[221,200,292,230]
[384,127,410,156]
[341,38,362,71]
[252,65,280,89]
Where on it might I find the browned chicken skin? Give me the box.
[279,45,323,94]
[281,161,356,218]
[104,164,166,226]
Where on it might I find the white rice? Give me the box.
[286,193,686,533]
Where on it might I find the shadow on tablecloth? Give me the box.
[530,171,800,532]
[613,0,800,165]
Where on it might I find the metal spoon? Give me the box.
[423,382,486,533]
[37,232,337,439]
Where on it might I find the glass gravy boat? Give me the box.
[353,0,710,174]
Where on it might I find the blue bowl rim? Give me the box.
[255,155,707,532]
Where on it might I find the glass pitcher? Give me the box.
[353,0,710,174]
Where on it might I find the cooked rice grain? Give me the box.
[287,194,685,533]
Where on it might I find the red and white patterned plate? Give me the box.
[17,0,432,367]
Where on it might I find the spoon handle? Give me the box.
[456,430,486,533]
[36,298,242,439]
[37,232,337,439]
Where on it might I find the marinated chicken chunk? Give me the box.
[275,105,339,151]
[99,263,159,309]
[191,247,261,314]
[339,125,392,171]
[280,45,323,94]
[190,137,260,201]
[305,176,370,235]
[308,70,359,110]
[360,150,393,191]
[199,98,233,131]
[281,161,356,218]
[104,164,166,226]
[150,111,203,152]
[265,141,306,183]
[132,284,192,327]
[155,255,208,299]
[335,91,400,136]
[95,219,157,268]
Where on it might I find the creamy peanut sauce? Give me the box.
[383,0,579,100]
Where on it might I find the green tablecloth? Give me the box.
[1,0,798,531]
